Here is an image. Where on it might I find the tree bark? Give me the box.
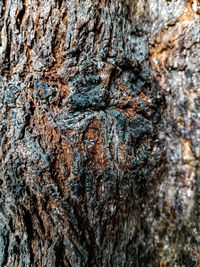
[0,0,199,266]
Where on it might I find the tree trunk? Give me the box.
[0,0,199,266]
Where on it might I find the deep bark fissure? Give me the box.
[2,233,9,267]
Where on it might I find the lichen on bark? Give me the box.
[0,0,199,266]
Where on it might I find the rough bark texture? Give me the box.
[0,0,199,266]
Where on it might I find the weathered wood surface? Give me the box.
[0,0,199,266]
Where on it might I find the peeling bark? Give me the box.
[0,0,199,266]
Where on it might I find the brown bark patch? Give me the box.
[30,108,59,148]
[116,81,138,118]
[181,138,195,164]
[149,0,198,80]
[84,118,108,171]
[117,142,134,171]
